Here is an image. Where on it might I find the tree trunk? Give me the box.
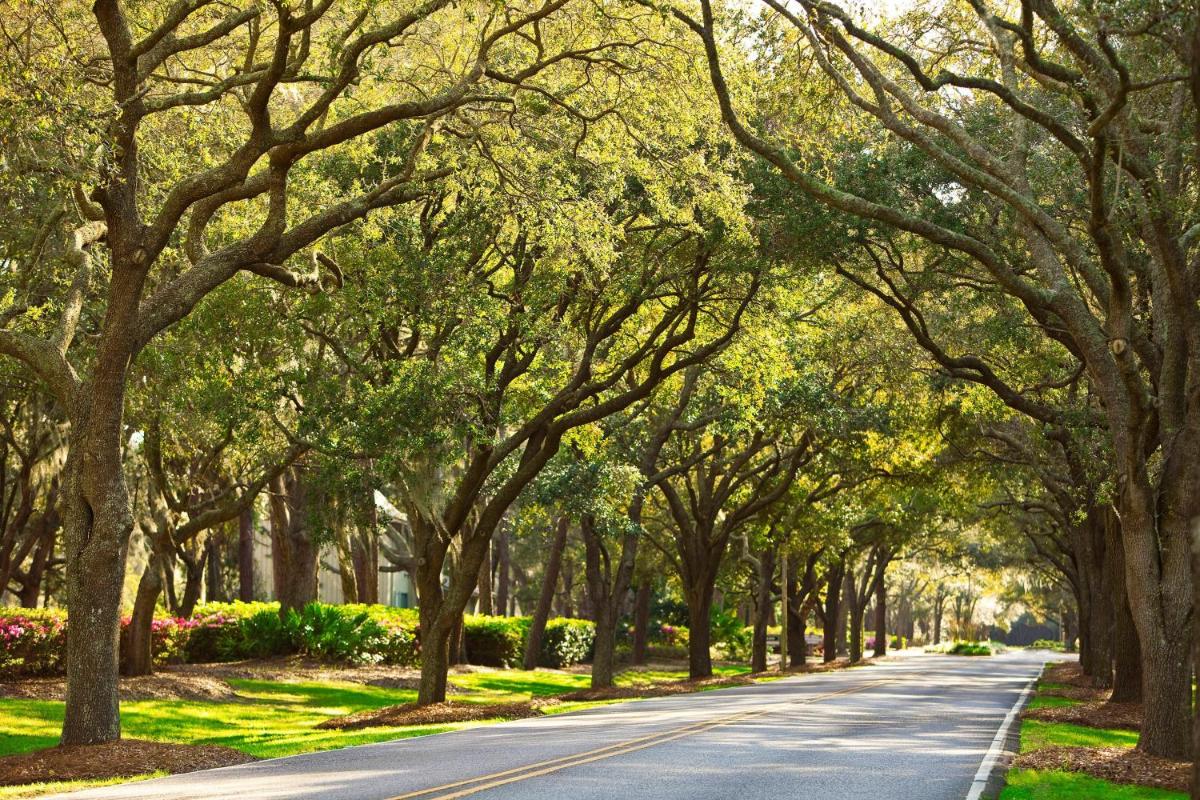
[122,551,165,677]
[632,581,651,665]
[1106,510,1141,702]
[873,566,887,658]
[1122,487,1192,759]
[686,583,715,679]
[495,525,510,616]
[205,533,224,603]
[177,547,206,618]
[476,539,492,615]
[750,548,776,673]
[238,508,255,602]
[558,555,575,618]
[841,570,855,660]
[269,470,319,613]
[523,517,567,670]
[821,559,846,664]
[60,448,132,745]
[351,527,379,605]
[417,611,451,704]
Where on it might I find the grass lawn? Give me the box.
[1000,769,1186,799]
[999,669,1183,800]
[0,665,751,762]
[1019,719,1140,752]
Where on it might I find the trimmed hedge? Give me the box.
[461,615,596,668]
[540,618,595,667]
[1,602,591,675]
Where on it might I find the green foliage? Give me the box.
[925,640,1005,656]
[463,616,528,668]
[999,770,1185,800]
[1031,639,1065,651]
[709,609,752,661]
[539,619,596,668]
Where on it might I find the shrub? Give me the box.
[540,618,595,667]
[0,609,67,676]
[1031,638,1065,651]
[463,615,526,667]
[657,623,689,647]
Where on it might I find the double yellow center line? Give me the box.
[386,677,896,800]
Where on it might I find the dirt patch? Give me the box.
[0,740,255,786]
[1023,701,1141,731]
[0,674,242,703]
[1041,661,1110,692]
[318,700,551,731]
[1015,745,1189,792]
[1038,683,1110,702]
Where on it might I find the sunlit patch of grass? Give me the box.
[0,772,166,799]
[1025,695,1082,711]
[1020,720,1139,752]
[1000,769,1185,799]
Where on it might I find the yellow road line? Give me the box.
[386,676,895,800]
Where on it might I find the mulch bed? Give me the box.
[317,700,551,730]
[1015,745,1190,792]
[1023,700,1141,731]
[1041,662,1110,693]
[0,740,256,786]
[0,674,243,703]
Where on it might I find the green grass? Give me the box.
[1020,720,1140,752]
[1024,694,1082,711]
[1000,769,1186,799]
[0,665,754,763]
[0,774,166,799]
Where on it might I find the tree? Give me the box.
[665,0,1197,758]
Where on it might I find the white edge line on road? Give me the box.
[964,671,1038,800]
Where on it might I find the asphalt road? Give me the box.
[52,650,1055,800]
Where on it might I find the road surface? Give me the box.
[52,650,1056,800]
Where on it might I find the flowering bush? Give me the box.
[0,609,67,676]
[658,623,689,647]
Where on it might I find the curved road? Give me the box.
[51,651,1055,800]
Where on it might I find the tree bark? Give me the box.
[821,558,846,664]
[122,550,165,677]
[632,580,651,665]
[495,524,510,616]
[60,448,131,745]
[843,570,860,661]
[523,517,567,671]
[205,532,224,603]
[872,562,887,658]
[1106,509,1141,702]
[238,508,254,602]
[269,469,319,613]
[750,547,776,673]
[685,580,715,679]
[476,538,492,615]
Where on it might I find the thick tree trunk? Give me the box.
[686,584,715,679]
[591,606,617,688]
[269,470,319,613]
[60,450,132,745]
[1122,488,1192,760]
[873,568,887,658]
[841,570,855,660]
[632,581,651,665]
[750,548,776,673]
[821,559,846,664]
[238,508,255,602]
[495,525,510,616]
[351,528,379,605]
[523,517,567,670]
[417,611,451,704]
[1106,511,1141,702]
[786,573,805,668]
